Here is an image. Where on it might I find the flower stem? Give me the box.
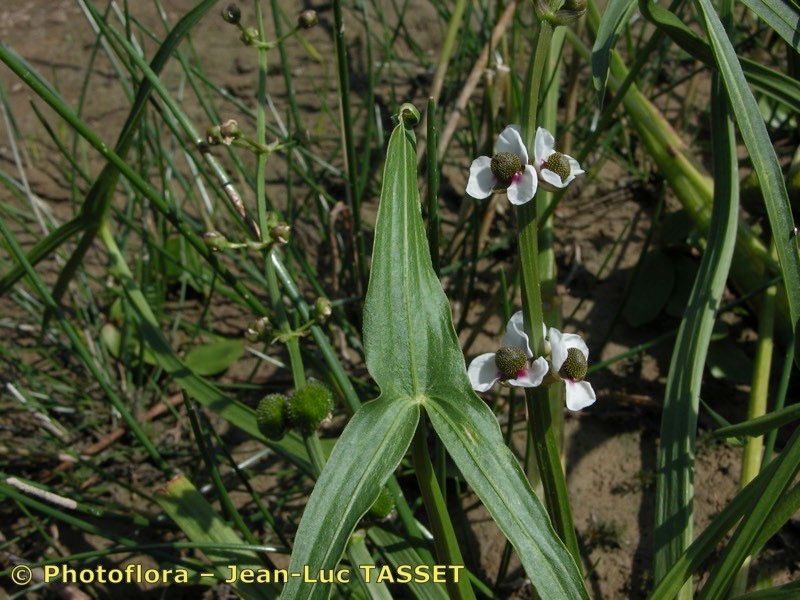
[411,420,476,600]
[517,17,581,564]
[254,0,306,389]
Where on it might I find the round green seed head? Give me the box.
[490,152,523,186]
[288,381,333,434]
[256,394,289,440]
[368,486,395,520]
[495,346,528,379]
[559,347,587,381]
[543,152,571,182]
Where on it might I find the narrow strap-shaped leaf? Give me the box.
[739,0,800,53]
[699,427,800,598]
[639,0,800,114]
[650,447,791,598]
[711,402,800,439]
[426,395,589,599]
[591,0,637,97]
[367,527,450,600]
[734,580,800,599]
[0,0,217,300]
[653,31,740,585]
[155,475,276,600]
[692,0,800,358]
[281,397,421,600]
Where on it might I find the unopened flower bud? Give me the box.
[206,125,223,146]
[288,381,333,434]
[270,223,291,245]
[240,26,259,46]
[398,103,420,127]
[256,393,289,440]
[548,0,587,25]
[245,316,271,342]
[219,119,241,145]
[221,4,241,25]
[297,9,318,29]
[314,297,332,322]
[368,486,395,520]
[203,231,228,252]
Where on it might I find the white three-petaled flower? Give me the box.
[533,128,584,191]
[467,312,548,391]
[548,327,596,411]
[466,125,538,206]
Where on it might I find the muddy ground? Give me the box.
[1,1,798,598]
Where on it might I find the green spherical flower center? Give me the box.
[495,346,528,379]
[543,152,571,182]
[490,152,523,186]
[559,347,587,381]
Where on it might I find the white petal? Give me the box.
[506,165,537,206]
[495,125,528,163]
[534,127,555,165]
[549,327,567,371]
[468,352,500,392]
[508,357,549,388]
[549,327,590,370]
[540,168,568,190]
[466,156,495,199]
[565,380,596,411]
[501,311,532,357]
[566,154,584,176]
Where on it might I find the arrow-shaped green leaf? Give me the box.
[282,115,588,599]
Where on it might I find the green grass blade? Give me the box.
[653,20,740,589]
[734,580,800,599]
[739,0,800,52]
[591,0,637,98]
[698,428,800,598]
[155,474,276,600]
[711,402,800,440]
[693,0,800,358]
[639,0,800,114]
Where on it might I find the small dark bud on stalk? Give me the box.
[256,393,289,440]
[288,381,333,434]
[203,231,228,252]
[297,9,318,29]
[221,4,241,24]
[245,316,271,342]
